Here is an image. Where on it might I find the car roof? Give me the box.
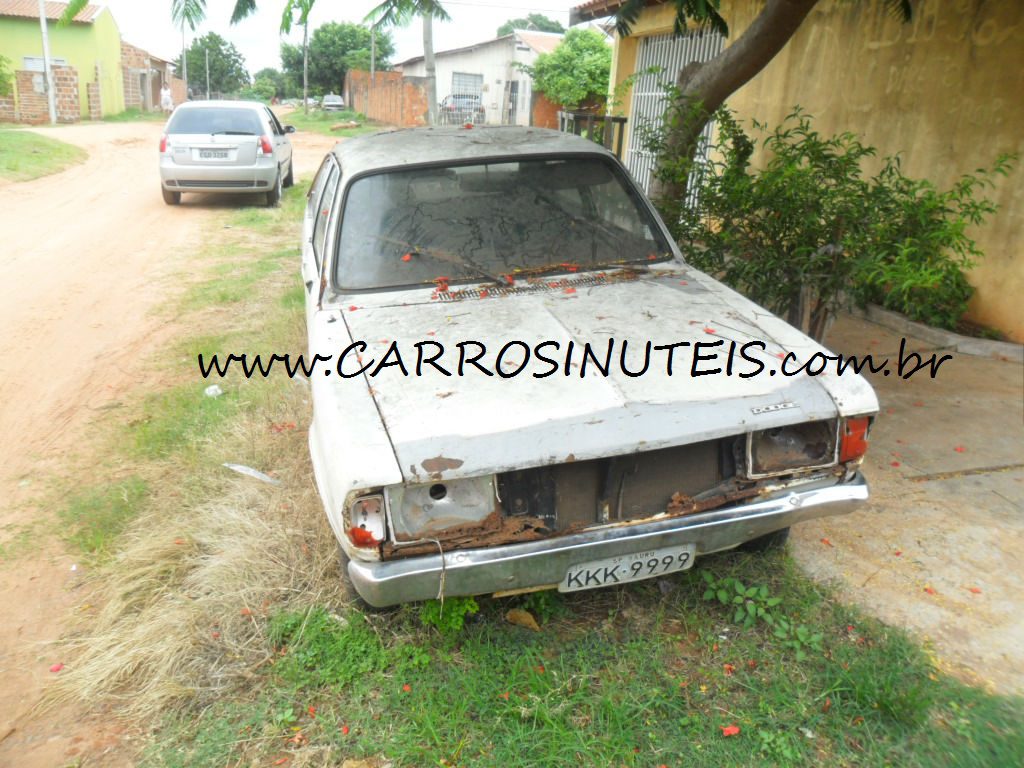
[331,126,615,178]
[174,100,268,110]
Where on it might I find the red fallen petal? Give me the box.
[479,289,489,298]
[890,461,901,467]
[886,408,895,415]
[563,287,576,294]
[498,692,510,700]
[211,631,221,639]
[747,659,757,669]
[402,683,412,692]
[924,586,937,595]
[776,352,786,360]
[953,445,966,453]
[846,625,855,632]
[678,280,688,285]
[536,665,545,673]
[273,759,289,766]
[341,725,350,735]
[891,452,902,458]
[426,331,436,336]
[464,122,473,129]
[723,663,735,676]
[720,724,741,737]
[712,643,719,652]
[348,305,359,312]
[49,663,64,673]
[173,538,186,545]
[821,537,834,547]
[704,327,716,334]
[307,705,316,717]
[240,607,253,616]
[647,254,657,260]
[401,253,412,262]
[894,550,902,556]
[968,586,982,594]
[912,401,924,407]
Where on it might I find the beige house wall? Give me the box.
[606,0,1024,341]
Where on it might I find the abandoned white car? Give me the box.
[301,126,878,607]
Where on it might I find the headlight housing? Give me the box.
[746,420,838,478]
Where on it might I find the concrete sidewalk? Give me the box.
[792,313,1024,694]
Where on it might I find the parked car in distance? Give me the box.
[159,100,295,207]
[302,126,879,608]
[439,94,485,124]
[321,93,346,111]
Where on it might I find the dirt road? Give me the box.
[0,119,336,766]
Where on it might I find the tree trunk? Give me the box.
[303,22,309,115]
[423,13,437,125]
[650,0,819,203]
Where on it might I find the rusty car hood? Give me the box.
[335,267,879,483]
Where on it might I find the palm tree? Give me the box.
[366,0,451,125]
[280,0,316,114]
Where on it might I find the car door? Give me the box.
[265,107,292,174]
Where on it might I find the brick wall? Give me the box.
[0,96,14,122]
[53,65,80,122]
[170,76,185,105]
[87,82,101,120]
[346,70,428,128]
[14,66,81,123]
[531,92,560,129]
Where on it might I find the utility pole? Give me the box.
[36,0,56,124]
[370,25,376,79]
[423,14,437,125]
[181,26,188,99]
[205,48,210,99]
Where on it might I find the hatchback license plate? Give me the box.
[559,544,695,592]
[199,150,228,159]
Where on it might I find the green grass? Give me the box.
[0,129,87,181]
[59,477,148,557]
[103,107,167,123]
[282,108,384,138]
[142,552,1024,768]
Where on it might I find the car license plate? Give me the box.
[199,150,228,159]
[558,544,695,592]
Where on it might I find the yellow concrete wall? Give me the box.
[608,0,1024,341]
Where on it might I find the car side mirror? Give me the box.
[285,125,296,133]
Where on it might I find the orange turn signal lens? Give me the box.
[839,417,871,462]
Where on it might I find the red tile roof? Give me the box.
[515,30,563,55]
[0,0,101,24]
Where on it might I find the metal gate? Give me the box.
[625,31,724,195]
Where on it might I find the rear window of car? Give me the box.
[167,107,263,135]
[335,157,672,291]
[323,95,342,103]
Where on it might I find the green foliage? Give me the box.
[520,589,565,624]
[497,13,564,37]
[0,130,87,182]
[252,67,291,99]
[667,108,1013,337]
[175,32,250,96]
[419,596,479,635]
[240,76,276,102]
[282,22,394,96]
[520,28,610,109]
[0,54,12,97]
[269,607,389,688]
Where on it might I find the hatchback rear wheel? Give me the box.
[266,169,282,206]
[161,188,181,205]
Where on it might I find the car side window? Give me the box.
[312,165,340,268]
[265,108,283,135]
[306,158,333,219]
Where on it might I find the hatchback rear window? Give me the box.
[167,107,263,135]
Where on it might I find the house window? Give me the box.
[22,56,69,71]
[451,72,483,99]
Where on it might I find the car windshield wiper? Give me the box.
[210,130,255,136]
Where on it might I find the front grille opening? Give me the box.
[497,437,737,531]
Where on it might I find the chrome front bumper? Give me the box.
[348,474,868,607]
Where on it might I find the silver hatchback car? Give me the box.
[159,100,295,206]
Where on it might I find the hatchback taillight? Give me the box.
[159,134,167,153]
[258,134,273,155]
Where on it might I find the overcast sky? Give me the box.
[98,0,592,73]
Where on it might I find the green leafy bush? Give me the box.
[664,108,1013,338]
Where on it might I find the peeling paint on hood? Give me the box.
[337,268,878,483]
